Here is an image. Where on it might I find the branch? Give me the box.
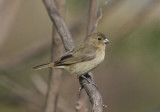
[79,74,103,112]
[95,0,108,29]
[43,0,75,51]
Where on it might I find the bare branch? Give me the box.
[95,1,108,28]
[43,0,75,51]
[79,73,103,112]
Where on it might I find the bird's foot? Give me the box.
[80,74,98,89]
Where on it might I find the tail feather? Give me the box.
[32,63,54,70]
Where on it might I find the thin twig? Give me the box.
[95,1,108,28]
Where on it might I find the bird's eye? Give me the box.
[98,38,102,41]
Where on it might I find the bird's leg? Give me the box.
[80,74,98,89]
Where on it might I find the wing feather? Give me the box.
[55,45,96,66]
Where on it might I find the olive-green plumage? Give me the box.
[33,32,109,77]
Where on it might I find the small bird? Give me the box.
[33,32,110,78]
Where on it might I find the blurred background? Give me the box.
[0,0,160,112]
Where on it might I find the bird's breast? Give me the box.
[68,48,105,76]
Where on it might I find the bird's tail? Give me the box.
[32,62,54,70]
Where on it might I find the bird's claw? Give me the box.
[80,74,98,89]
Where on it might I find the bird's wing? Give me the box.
[54,45,96,66]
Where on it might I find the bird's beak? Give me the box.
[104,38,110,44]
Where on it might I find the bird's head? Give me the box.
[87,32,110,47]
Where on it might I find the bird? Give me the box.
[33,32,110,78]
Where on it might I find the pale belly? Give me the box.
[68,52,105,77]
